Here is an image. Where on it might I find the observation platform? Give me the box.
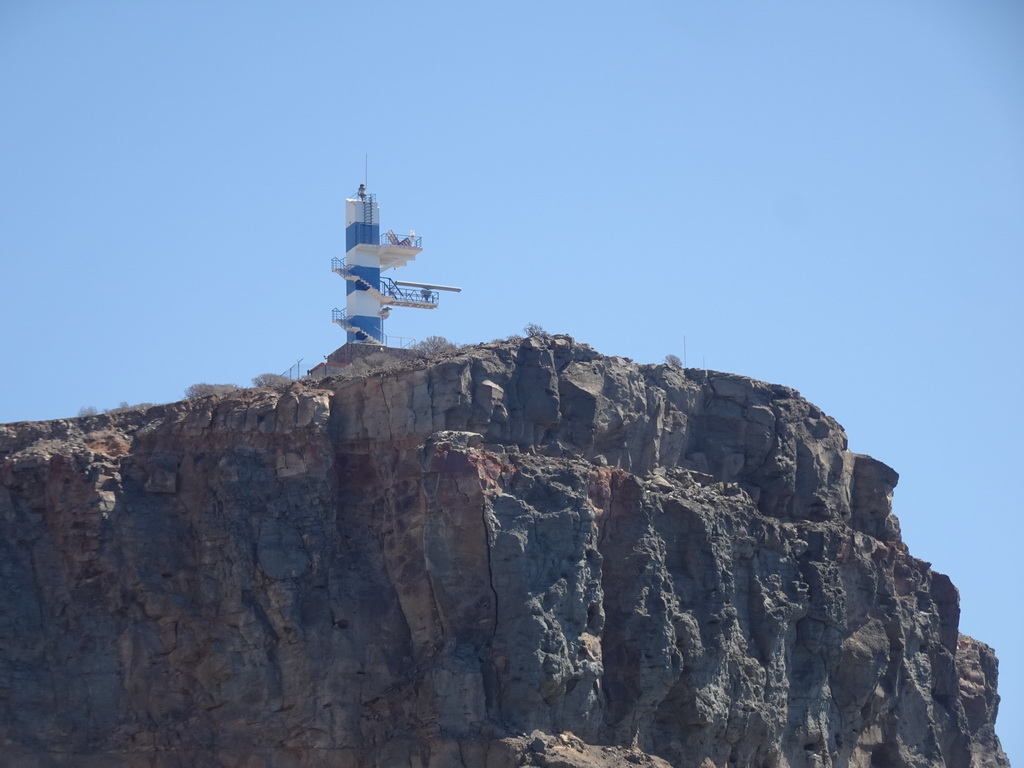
[346,230,423,270]
[332,258,439,308]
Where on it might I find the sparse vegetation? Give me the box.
[79,401,157,417]
[106,401,155,415]
[185,383,240,399]
[251,373,293,389]
[664,354,682,368]
[409,335,459,356]
[523,323,547,337]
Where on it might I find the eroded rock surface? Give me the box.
[0,336,1008,767]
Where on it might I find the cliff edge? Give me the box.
[0,336,1008,767]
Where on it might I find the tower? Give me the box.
[331,184,459,345]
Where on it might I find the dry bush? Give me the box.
[410,335,459,356]
[185,383,240,399]
[105,401,156,415]
[252,373,292,388]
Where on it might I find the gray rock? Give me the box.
[0,338,1008,767]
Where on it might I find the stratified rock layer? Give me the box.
[0,336,1008,767]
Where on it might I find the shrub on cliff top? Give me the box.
[185,383,240,399]
[106,401,156,414]
[410,335,459,356]
[251,373,292,389]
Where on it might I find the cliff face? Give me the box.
[0,336,1008,768]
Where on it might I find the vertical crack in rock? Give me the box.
[379,379,394,444]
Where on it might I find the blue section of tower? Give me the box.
[346,265,381,294]
[346,223,379,251]
[348,315,382,342]
[344,217,383,343]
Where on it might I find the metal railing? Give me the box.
[334,230,422,253]
[380,231,422,249]
[388,336,417,349]
[332,308,417,349]
[333,261,438,307]
[379,277,438,306]
[331,309,378,343]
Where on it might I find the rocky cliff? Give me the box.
[0,336,1008,768]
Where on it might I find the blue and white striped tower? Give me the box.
[331,185,460,344]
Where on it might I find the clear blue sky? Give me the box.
[2,1,1021,760]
